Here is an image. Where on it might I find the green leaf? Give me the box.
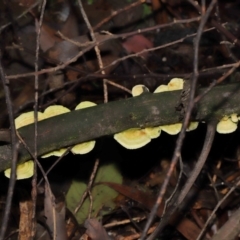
[87,0,94,5]
[142,4,152,18]
[66,163,122,224]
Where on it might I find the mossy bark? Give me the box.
[0,83,240,172]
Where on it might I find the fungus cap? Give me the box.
[71,141,96,155]
[75,101,97,110]
[168,78,184,91]
[217,116,237,134]
[43,105,70,118]
[154,78,184,93]
[15,111,45,129]
[132,85,149,97]
[145,126,161,139]
[231,113,238,123]
[114,128,151,149]
[41,148,67,158]
[161,123,182,135]
[186,122,199,132]
[154,85,168,93]
[4,160,34,180]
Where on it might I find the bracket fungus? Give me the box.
[154,84,169,93]
[161,123,183,135]
[114,84,157,149]
[75,101,97,110]
[154,78,184,93]
[71,141,96,155]
[154,78,184,135]
[153,78,199,135]
[131,84,149,96]
[71,101,97,154]
[114,80,198,148]
[41,148,67,158]
[114,128,151,149]
[168,78,184,91]
[43,105,70,118]
[4,160,34,179]
[144,126,162,139]
[7,112,44,179]
[15,111,45,129]
[231,113,238,123]
[216,116,238,134]
[186,122,199,132]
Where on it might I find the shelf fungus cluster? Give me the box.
[114,78,198,149]
[4,160,34,180]
[4,78,240,179]
[216,114,238,134]
[4,101,97,179]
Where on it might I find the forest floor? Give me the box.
[1,0,240,239]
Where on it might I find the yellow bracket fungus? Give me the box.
[145,126,162,139]
[4,160,34,179]
[154,78,198,135]
[186,122,199,132]
[41,148,67,158]
[71,141,96,155]
[75,101,97,110]
[43,105,70,118]
[15,111,45,129]
[114,84,158,149]
[154,84,169,93]
[161,123,182,135]
[154,78,184,135]
[231,113,238,123]
[13,112,44,178]
[217,116,238,134]
[71,101,97,154]
[154,78,184,93]
[131,84,149,96]
[114,128,151,149]
[168,78,184,91]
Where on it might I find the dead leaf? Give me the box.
[102,182,202,240]
[44,183,67,240]
[19,199,33,240]
[84,218,111,240]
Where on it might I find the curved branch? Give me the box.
[0,83,239,172]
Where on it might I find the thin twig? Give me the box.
[149,123,216,237]
[104,216,146,228]
[196,177,240,240]
[31,0,47,237]
[37,147,72,187]
[162,155,183,216]
[6,17,201,80]
[16,132,51,190]
[93,0,145,31]
[88,190,93,219]
[0,51,19,239]
[194,60,240,103]
[93,26,217,74]
[16,130,58,239]
[0,0,41,32]
[104,79,132,94]
[74,159,100,215]
[142,1,217,239]
[77,0,108,102]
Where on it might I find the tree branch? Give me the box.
[0,83,239,172]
